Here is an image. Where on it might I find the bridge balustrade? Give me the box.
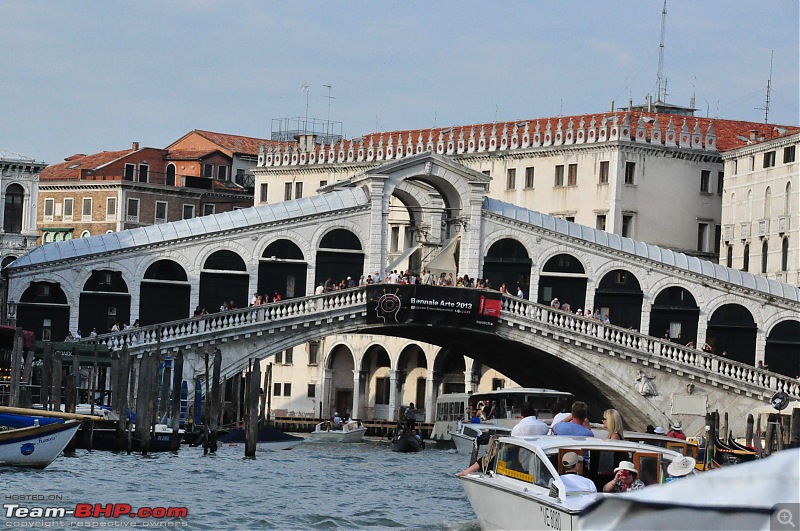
[77,286,799,399]
[500,295,800,398]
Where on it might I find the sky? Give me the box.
[1,1,798,166]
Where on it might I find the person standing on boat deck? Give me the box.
[552,401,594,437]
[603,461,645,492]
[511,401,548,436]
[485,401,497,420]
[559,452,597,493]
[603,409,625,440]
[405,403,417,431]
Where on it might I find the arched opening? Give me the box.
[199,250,249,311]
[314,229,364,288]
[432,348,467,394]
[362,345,392,420]
[761,240,769,273]
[726,245,733,268]
[18,281,70,342]
[706,304,757,365]
[258,239,307,299]
[140,260,190,325]
[482,238,532,293]
[3,183,24,233]
[327,344,356,419]
[648,287,699,345]
[79,270,130,334]
[537,253,587,310]
[593,269,643,330]
[166,164,176,186]
[397,344,428,418]
[765,320,800,377]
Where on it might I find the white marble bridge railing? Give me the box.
[501,296,800,400]
[80,287,369,353]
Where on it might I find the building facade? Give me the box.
[721,132,799,285]
[0,150,42,265]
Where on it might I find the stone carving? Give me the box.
[636,370,658,397]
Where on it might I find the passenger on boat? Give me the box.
[603,409,625,440]
[602,461,645,493]
[332,412,342,428]
[405,403,417,431]
[665,456,696,482]
[456,435,500,477]
[552,401,594,437]
[559,452,597,493]
[667,422,687,440]
[511,401,548,436]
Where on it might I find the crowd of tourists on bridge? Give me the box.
[312,269,498,294]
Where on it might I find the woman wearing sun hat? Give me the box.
[667,422,687,440]
[665,455,697,482]
[603,461,645,493]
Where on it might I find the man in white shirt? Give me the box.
[559,452,597,493]
[511,401,548,436]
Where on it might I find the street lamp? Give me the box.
[7,299,17,326]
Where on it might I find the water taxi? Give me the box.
[310,419,367,443]
[451,423,512,455]
[431,388,572,442]
[457,435,685,530]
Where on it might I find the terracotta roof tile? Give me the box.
[191,130,272,156]
[165,149,219,161]
[41,149,131,180]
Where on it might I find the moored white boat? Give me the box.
[217,427,305,451]
[310,420,366,443]
[457,435,685,530]
[0,419,81,469]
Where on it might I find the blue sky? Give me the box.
[1,1,797,165]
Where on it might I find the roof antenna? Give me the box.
[755,50,773,123]
[323,84,335,139]
[656,0,667,102]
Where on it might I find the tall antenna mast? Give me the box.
[656,0,667,102]
[323,84,335,138]
[301,82,310,129]
[755,50,773,123]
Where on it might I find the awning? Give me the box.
[34,340,111,366]
[426,235,460,276]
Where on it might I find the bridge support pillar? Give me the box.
[389,370,399,421]
[322,368,333,418]
[351,370,362,420]
[425,370,435,423]
[366,179,390,279]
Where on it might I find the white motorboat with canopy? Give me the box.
[310,419,366,443]
[457,435,685,530]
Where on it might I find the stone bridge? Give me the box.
[79,286,799,435]
[8,152,800,432]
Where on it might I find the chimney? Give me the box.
[132,142,140,151]
[749,130,758,141]
[609,100,615,112]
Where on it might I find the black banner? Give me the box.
[366,284,502,329]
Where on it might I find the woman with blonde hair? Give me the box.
[603,409,625,440]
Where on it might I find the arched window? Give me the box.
[166,164,176,186]
[743,244,750,272]
[764,187,772,219]
[782,237,789,272]
[726,245,733,268]
[81,230,91,238]
[761,240,768,273]
[3,183,24,233]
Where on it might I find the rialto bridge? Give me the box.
[6,152,800,434]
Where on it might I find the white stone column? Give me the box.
[365,177,389,279]
[351,369,362,420]
[754,329,766,365]
[463,356,477,394]
[695,311,708,346]
[425,369,436,423]
[322,368,334,417]
[388,369,398,421]
[459,186,486,278]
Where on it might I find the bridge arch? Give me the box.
[199,249,249,311]
[433,348,468,394]
[593,268,644,330]
[536,250,589,310]
[325,343,357,418]
[397,342,429,410]
[361,343,392,420]
[647,284,700,344]
[706,303,757,364]
[17,279,70,342]
[313,226,365,287]
[765,319,800,377]
[481,235,534,293]
[258,238,308,299]
[140,259,191,324]
[79,269,130,334]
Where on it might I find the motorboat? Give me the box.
[451,422,512,455]
[578,448,800,530]
[457,435,685,530]
[0,410,82,469]
[310,419,366,443]
[217,426,304,451]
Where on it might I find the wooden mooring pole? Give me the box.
[170,350,183,434]
[8,328,23,407]
[209,349,222,453]
[745,414,754,447]
[41,343,54,411]
[135,351,159,455]
[245,360,260,457]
